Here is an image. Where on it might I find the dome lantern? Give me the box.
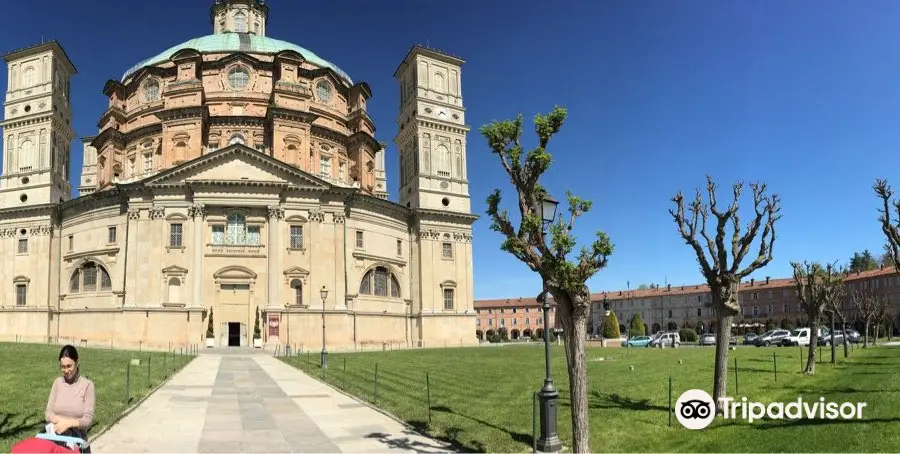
[211,0,269,36]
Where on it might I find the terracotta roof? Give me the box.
[474,296,556,309]
[474,266,900,307]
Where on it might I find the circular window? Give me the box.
[227,66,250,91]
[316,80,332,103]
[24,105,31,113]
[143,79,160,101]
[442,197,450,207]
[21,177,29,184]
[19,229,26,235]
[20,194,28,203]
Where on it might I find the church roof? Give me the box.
[121,33,352,85]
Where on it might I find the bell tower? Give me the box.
[393,45,470,214]
[1,41,76,208]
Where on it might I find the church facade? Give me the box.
[0,0,477,351]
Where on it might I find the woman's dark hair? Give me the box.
[59,344,79,362]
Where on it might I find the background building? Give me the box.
[0,0,477,351]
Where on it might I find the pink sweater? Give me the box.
[45,376,95,430]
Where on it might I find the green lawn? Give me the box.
[0,342,195,453]
[281,343,900,452]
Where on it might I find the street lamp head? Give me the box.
[535,194,559,225]
[320,285,329,301]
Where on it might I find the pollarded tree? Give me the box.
[629,313,646,336]
[480,106,613,453]
[792,261,844,374]
[670,175,780,410]
[850,288,882,348]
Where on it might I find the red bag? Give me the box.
[10,437,80,453]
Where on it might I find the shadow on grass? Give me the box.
[560,392,668,412]
[746,417,900,429]
[779,385,900,394]
[430,405,532,450]
[0,412,43,444]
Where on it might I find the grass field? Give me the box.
[0,342,195,453]
[281,343,900,452]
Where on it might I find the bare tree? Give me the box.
[792,262,843,374]
[670,175,780,410]
[828,287,851,359]
[850,289,882,348]
[480,107,613,453]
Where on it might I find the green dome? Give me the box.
[122,33,352,84]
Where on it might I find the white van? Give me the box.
[782,327,826,346]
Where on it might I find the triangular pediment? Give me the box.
[142,145,330,189]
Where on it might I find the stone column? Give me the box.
[266,205,284,308]
[124,209,141,306]
[188,203,206,307]
[332,212,346,309]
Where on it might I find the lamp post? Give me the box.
[535,194,562,453]
[320,285,328,369]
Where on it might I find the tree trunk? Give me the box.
[556,292,591,454]
[829,312,836,364]
[805,315,820,374]
[713,311,735,412]
[864,320,870,348]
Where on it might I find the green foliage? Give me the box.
[206,308,214,338]
[679,328,698,342]
[849,250,879,273]
[253,307,261,340]
[629,313,646,336]
[765,319,776,331]
[602,312,621,338]
[479,106,614,293]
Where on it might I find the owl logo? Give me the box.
[675,389,716,429]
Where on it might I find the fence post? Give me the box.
[734,357,739,394]
[426,372,432,425]
[343,357,347,390]
[148,354,152,389]
[668,376,673,427]
[163,351,168,378]
[125,361,132,403]
[800,345,803,372]
[773,351,777,382]
[532,392,538,453]
[374,363,379,404]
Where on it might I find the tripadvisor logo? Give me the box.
[675,389,868,429]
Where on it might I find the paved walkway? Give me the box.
[90,353,452,453]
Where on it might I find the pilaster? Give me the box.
[188,203,206,308]
[266,205,284,309]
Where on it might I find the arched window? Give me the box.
[69,262,112,293]
[229,134,245,145]
[234,11,247,33]
[316,80,332,103]
[23,67,35,87]
[291,279,303,306]
[358,266,402,298]
[18,140,34,171]
[435,144,451,177]
[168,277,181,304]
[228,66,249,90]
[213,211,260,245]
[143,79,160,101]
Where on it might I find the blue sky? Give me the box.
[2,1,899,300]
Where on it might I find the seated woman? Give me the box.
[45,345,95,444]
[12,345,95,453]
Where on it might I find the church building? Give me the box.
[0,0,477,350]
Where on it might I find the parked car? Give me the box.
[699,333,716,346]
[819,329,862,345]
[621,336,652,347]
[743,333,760,345]
[781,328,826,346]
[753,329,791,347]
[729,335,738,346]
[649,331,681,348]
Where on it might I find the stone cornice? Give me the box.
[348,131,380,153]
[90,127,126,150]
[413,208,479,225]
[62,247,121,262]
[154,106,209,122]
[208,115,267,127]
[417,118,470,135]
[344,192,411,220]
[96,106,126,129]
[310,125,349,147]
[0,203,57,219]
[266,106,318,124]
[351,251,407,267]
[60,188,125,215]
